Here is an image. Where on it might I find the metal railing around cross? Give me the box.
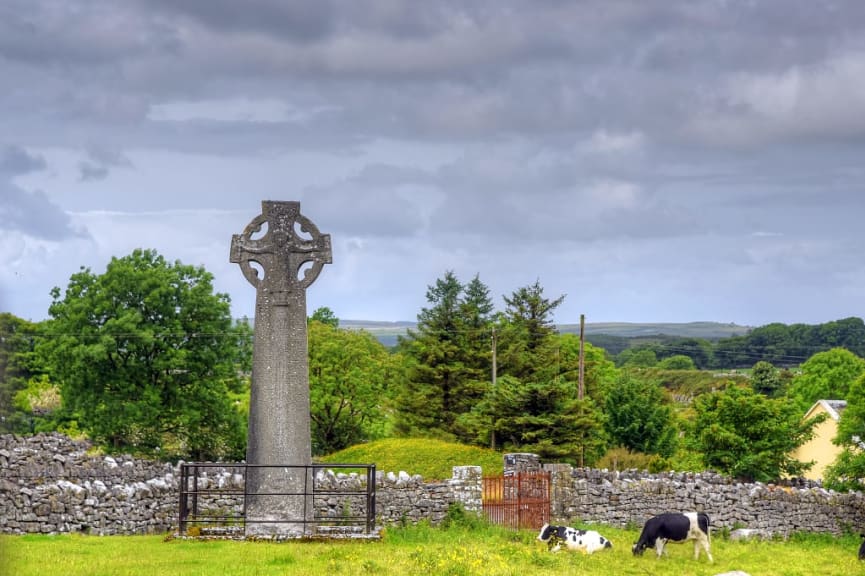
[178,462,377,537]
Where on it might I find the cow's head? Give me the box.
[537,524,557,542]
[632,539,650,556]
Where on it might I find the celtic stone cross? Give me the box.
[230,200,331,536]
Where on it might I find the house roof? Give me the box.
[804,399,847,421]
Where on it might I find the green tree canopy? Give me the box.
[660,338,714,369]
[554,334,618,402]
[460,279,606,459]
[498,279,564,381]
[0,313,45,433]
[750,361,783,397]
[617,348,657,368]
[461,335,615,459]
[308,320,398,455]
[603,372,678,457]
[310,306,339,328]
[40,249,246,460]
[824,372,865,491]
[658,354,696,371]
[467,374,607,465]
[818,317,865,356]
[691,385,821,482]
[711,317,865,368]
[786,348,865,413]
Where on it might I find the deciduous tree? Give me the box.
[603,372,678,457]
[41,249,245,460]
[617,348,657,368]
[308,320,397,455]
[310,306,339,328]
[0,313,45,432]
[786,348,865,413]
[658,355,696,371]
[691,385,821,482]
[824,372,865,491]
[554,334,618,402]
[659,338,714,369]
[750,361,783,397]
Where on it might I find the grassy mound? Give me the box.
[317,438,504,480]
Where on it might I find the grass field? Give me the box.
[3,522,862,576]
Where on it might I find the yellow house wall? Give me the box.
[792,406,842,481]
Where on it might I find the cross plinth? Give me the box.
[230,200,331,536]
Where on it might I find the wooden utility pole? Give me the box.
[578,314,585,400]
[490,325,497,450]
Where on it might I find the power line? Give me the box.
[9,323,863,366]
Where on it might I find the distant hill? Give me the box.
[340,320,416,331]
[558,321,751,339]
[339,320,416,348]
[340,320,752,347]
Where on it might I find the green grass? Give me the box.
[317,438,505,479]
[3,523,861,576]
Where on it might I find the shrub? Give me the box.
[441,502,485,530]
[596,446,666,473]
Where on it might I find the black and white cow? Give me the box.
[632,512,713,562]
[858,534,865,560]
[537,523,612,554]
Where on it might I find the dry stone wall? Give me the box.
[3,434,865,537]
[1,434,178,535]
[547,466,865,537]
[0,434,481,535]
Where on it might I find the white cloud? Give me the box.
[0,229,95,320]
[691,49,865,145]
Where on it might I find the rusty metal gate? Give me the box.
[482,471,550,530]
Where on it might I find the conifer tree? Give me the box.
[498,279,564,381]
[394,271,494,441]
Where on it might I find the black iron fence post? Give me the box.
[178,464,188,534]
[191,465,200,519]
[367,464,376,533]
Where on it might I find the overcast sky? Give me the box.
[2,0,865,327]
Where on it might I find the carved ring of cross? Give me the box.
[230,201,332,294]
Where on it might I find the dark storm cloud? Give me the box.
[145,0,338,42]
[78,148,134,182]
[0,186,88,242]
[0,0,179,66]
[78,164,109,182]
[0,145,89,241]
[3,0,865,154]
[0,145,45,175]
[301,145,702,246]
